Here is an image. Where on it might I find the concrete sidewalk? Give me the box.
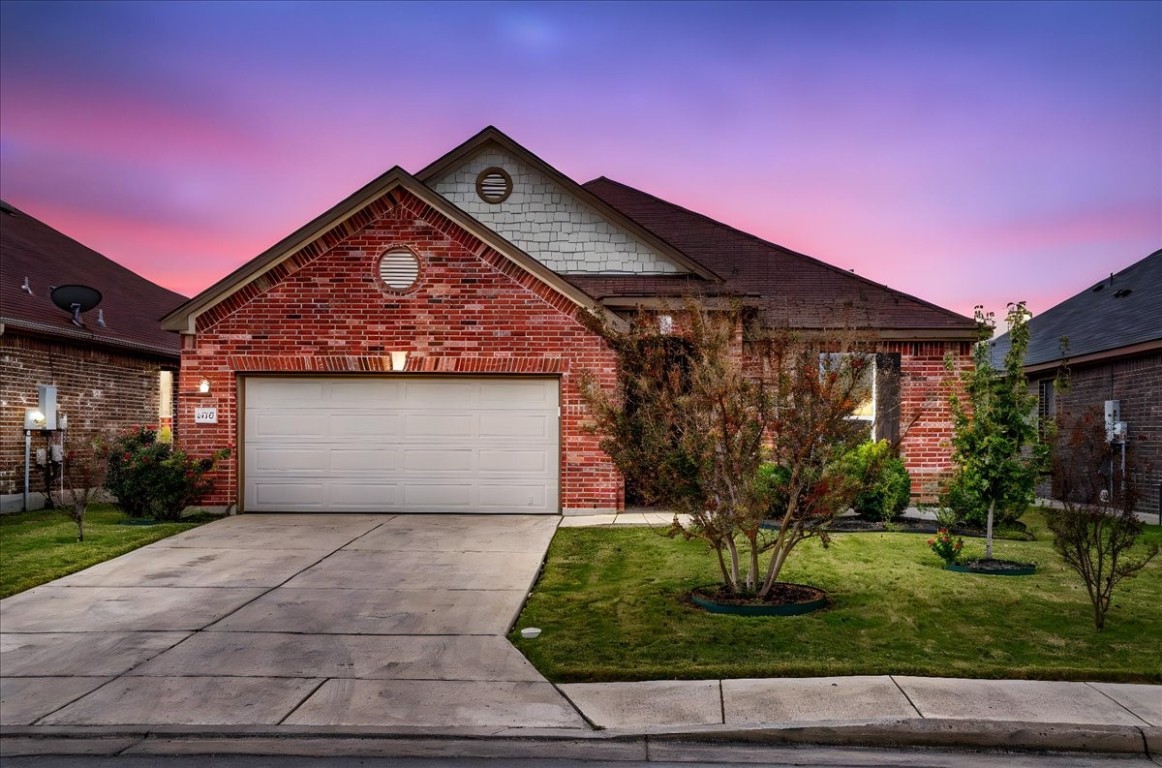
[2,512,1159,761]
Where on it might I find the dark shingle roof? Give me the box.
[581,177,976,333]
[0,200,185,357]
[991,249,1162,368]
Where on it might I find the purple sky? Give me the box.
[1,1,1158,321]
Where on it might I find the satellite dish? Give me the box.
[51,285,103,327]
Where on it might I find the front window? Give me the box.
[1038,378,1056,437]
[820,352,901,444]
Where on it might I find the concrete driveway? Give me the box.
[0,513,585,730]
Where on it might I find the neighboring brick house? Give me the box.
[992,249,1162,517]
[162,127,977,515]
[0,200,185,511]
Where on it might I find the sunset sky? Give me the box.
[1,1,1158,321]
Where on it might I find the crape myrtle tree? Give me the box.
[1048,407,1158,631]
[945,302,1048,559]
[50,435,108,542]
[580,300,874,598]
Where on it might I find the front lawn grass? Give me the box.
[511,509,1162,683]
[0,504,217,599]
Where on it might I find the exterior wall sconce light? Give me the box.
[24,409,46,430]
[198,378,211,394]
[389,351,408,372]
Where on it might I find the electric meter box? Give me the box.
[1104,400,1121,443]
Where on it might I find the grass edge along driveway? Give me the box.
[0,504,216,599]
[511,509,1162,684]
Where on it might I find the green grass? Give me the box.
[511,509,1162,684]
[0,504,217,599]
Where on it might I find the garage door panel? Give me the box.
[479,484,548,509]
[405,380,476,406]
[332,448,403,471]
[479,449,549,473]
[404,483,474,508]
[479,413,550,438]
[331,412,401,435]
[249,413,330,438]
[244,377,559,513]
[480,379,556,406]
[253,482,327,508]
[330,483,402,508]
[404,449,473,472]
[249,379,327,404]
[404,413,475,438]
[330,379,405,405]
[250,447,329,472]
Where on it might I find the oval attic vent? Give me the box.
[475,166,513,204]
[378,249,420,291]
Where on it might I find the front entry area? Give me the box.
[242,376,560,513]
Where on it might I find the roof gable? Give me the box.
[0,201,185,357]
[992,249,1162,369]
[417,127,718,280]
[582,177,977,336]
[161,167,618,334]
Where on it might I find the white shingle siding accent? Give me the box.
[432,148,685,274]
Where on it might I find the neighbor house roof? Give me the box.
[582,177,977,337]
[991,249,1162,372]
[0,200,185,358]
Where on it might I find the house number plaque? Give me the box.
[194,407,219,425]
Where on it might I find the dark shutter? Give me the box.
[874,353,902,447]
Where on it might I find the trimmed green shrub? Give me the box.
[105,426,228,521]
[841,440,911,522]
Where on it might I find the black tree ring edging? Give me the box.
[690,583,829,616]
[945,559,1036,576]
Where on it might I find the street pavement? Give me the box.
[1,512,1158,761]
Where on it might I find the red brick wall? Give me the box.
[891,340,973,500]
[177,188,622,512]
[0,333,176,496]
[1032,350,1161,517]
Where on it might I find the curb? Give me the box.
[1,721,1156,760]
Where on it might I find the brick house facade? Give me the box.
[1033,352,1161,517]
[995,250,1162,517]
[163,128,977,514]
[0,201,185,511]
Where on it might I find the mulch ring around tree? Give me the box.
[945,558,1037,576]
[689,582,829,616]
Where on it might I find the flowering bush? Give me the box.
[104,425,228,521]
[927,527,964,565]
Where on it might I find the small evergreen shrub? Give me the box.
[105,426,228,521]
[841,440,911,522]
[939,472,1025,530]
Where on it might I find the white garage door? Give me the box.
[243,377,559,513]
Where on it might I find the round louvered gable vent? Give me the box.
[475,166,513,204]
[378,249,420,291]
